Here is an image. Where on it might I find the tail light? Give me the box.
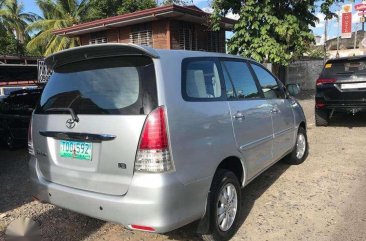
[316,78,336,86]
[315,99,325,109]
[28,116,35,155]
[135,106,174,173]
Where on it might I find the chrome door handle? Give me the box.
[233,112,245,120]
[271,108,279,114]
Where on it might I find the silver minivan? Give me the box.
[29,44,308,241]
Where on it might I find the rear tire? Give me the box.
[284,127,308,165]
[315,109,329,126]
[201,169,241,241]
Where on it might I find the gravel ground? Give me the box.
[1,92,366,241]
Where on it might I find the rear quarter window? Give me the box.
[36,56,157,115]
[182,58,225,101]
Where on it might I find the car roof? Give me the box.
[326,55,366,63]
[45,43,250,69]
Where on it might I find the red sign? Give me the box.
[342,12,352,38]
[355,3,366,11]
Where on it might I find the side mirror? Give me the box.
[286,84,301,96]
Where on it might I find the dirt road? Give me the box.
[1,94,366,241]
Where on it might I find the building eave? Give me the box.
[53,4,236,37]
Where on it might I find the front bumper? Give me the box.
[29,156,210,233]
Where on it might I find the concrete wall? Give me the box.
[286,59,324,90]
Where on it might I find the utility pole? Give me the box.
[324,18,328,62]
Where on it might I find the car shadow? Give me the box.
[0,146,32,213]
[164,161,291,240]
[329,112,366,128]
[32,207,105,241]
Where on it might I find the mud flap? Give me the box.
[196,192,211,234]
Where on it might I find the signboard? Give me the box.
[355,3,366,11]
[37,60,52,83]
[341,4,352,39]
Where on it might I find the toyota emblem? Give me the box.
[66,118,76,129]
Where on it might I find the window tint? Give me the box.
[184,60,222,99]
[222,61,261,99]
[251,64,284,99]
[36,56,157,115]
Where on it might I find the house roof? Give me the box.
[53,4,236,37]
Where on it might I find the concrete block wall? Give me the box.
[286,59,324,90]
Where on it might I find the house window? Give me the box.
[130,24,152,46]
[179,23,197,50]
[207,31,224,53]
[89,31,107,44]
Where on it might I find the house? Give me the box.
[53,5,236,53]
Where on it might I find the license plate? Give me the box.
[60,140,92,160]
[341,82,366,89]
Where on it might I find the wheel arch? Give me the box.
[215,155,247,188]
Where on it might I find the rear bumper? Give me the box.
[315,97,366,112]
[29,156,210,233]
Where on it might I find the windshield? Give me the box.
[35,56,157,115]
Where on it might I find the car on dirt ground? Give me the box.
[29,44,308,241]
[315,56,366,126]
[0,87,43,149]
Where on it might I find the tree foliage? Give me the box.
[26,0,89,56]
[0,24,25,54]
[212,0,321,65]
[86,0,156,21]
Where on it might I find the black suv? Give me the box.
[315,56,366,126]
[0,87,43,148]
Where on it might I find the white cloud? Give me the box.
[202,6,213,13]
[226,11,239,20]
[201,7,239,20]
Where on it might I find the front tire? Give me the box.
[201,169,241,241]
[284,127,308,165]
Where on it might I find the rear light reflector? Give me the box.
[130,225,156,232]
[135,106,174,173]
[315,99,325,109]
[28,116,35,155]
[316,78,336,86]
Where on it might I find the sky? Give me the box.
[22,0,366,44]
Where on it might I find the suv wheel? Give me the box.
[284,127,308,165]
[201,169,241,241]
[315,109,329,126]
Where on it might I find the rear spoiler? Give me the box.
[45,44,159,69]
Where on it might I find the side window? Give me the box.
[251,64,285,99]
[184,60,222,99]
[222,60,261,99]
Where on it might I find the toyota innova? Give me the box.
[29,44,308,241]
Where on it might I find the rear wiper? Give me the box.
[45,107,79,122]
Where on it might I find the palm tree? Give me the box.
[27,0,89,56]
[0,0,37,43]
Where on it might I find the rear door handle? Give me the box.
[233,112,245,120]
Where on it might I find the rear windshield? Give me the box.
[35,56,157,115]
[322,59,366,77]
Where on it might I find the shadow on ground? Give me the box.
[0,145,32,213]
[34,207,105,241]
[328,112,366,128]
[164,162,291,240]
